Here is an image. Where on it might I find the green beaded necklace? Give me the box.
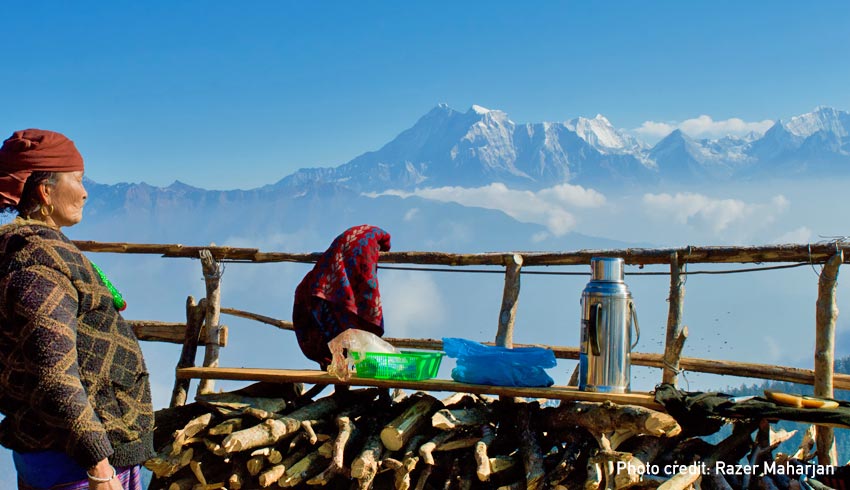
[90,261,127,311]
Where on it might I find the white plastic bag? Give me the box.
[327,329,399,381]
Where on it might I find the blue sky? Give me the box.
[1,1,848,189]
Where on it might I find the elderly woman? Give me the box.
[293,225,391,369]
[0,129,153,490]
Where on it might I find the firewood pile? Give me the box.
[146,383,843,490]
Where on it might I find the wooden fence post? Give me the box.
[814,250,842,465]
[662,252,688,386]
[170,296,206,407]
[197,249,223,396]
[495,254,523,348]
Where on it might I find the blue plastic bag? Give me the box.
[442,337,556,387]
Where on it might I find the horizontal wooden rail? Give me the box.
[133,316,850,391]
[130,320,228,346]
[75,240,849,266]
[175,367,663,410]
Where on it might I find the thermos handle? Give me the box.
[589,303,602,356]
[629,301,641,350]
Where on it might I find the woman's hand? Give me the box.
[87,459,125,490]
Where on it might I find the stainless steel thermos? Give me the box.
[579,257,640,393]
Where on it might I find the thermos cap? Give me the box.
[590,257,625,282]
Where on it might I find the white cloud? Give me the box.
[403,208,419,221]
[531,231,550,243]
[379,271,445,338]
[634,115,774,141]
[370,183,606,236]
[642,192,789,233]
[772,226,813,244]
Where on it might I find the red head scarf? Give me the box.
[0,129,85,206]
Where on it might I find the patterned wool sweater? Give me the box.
[0,219,154,468]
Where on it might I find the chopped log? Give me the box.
[431,406,490,430]
[496,253,523,348]
[440,392,472,407]
[317,440,334,458]
[268,448,283,464]
[222,396,339,452]
[541,401,681,451]
[517,402,545,490]
[250,447,272,458]
[247,455,265,476]
[474,425,496,481]
[171,413,213,456]
[815,251,842,465]
[226,467,247,490]
[279,451,327,487]
[303,420,319,444]
[662,252,687,386]
[146,447,194,478]
[614,436,668,489]
[197,391,289,417]
[420,431,454,466]
[170,296,206,407]
[258,464,287,488]
[281,446,310,471]
[333,415,354,472]
[388,433,427,490]
[197,249,223,396]
[381,394,441,451]
[208,418,243,436]
[202,439,226,457]
[351,432,385,481]
[792,426,816,461]
[189,461,207,486]
[435,436,480,452]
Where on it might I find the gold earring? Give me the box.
[40,204,54,217]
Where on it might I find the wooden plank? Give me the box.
[175,367,663,410]
[73,240,850,266]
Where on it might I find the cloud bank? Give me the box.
[371,183,606,236]
[642,192,789,233]
[634,115,774,141]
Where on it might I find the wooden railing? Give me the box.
[80,240,848,463]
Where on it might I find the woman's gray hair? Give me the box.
[10,171,59,218]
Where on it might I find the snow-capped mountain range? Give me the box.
[279,104,850,191]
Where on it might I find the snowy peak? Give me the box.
[784,106,849,138]
[275,104,849,192]
[566,114,643,153]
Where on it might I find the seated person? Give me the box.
[292,225,391,369]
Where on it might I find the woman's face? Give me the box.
[45,171,87,228]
